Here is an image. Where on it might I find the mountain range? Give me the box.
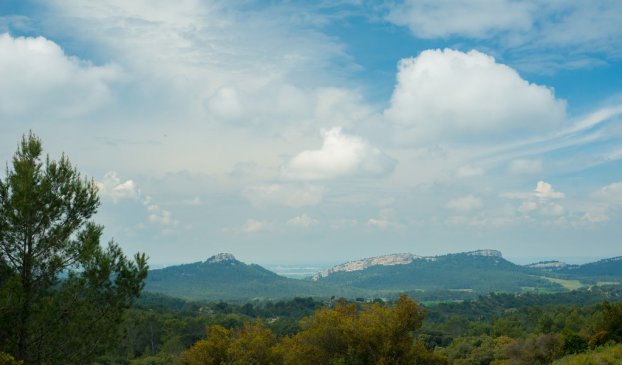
[146,253,366,300]
[144,250,622,301]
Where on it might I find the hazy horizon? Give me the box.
[149,250,614,269]
[2,1,621,265]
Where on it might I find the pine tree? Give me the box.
[0,132,148,364]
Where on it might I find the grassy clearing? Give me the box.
[541,276,584,290]
[597,281,620,286]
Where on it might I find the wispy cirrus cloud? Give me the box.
[386,0,622,70]
[387,0,535,39]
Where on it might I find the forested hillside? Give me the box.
[145,251,622,303]
[315,251,561,293]
[94,286,622,364]
[145,254,368,300]
[539,257,622,284]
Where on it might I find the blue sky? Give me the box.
[1,0,622,265]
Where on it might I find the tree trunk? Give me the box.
[17,236,33,362]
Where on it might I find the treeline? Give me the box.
[97,293,327,363]
[101,295,443,365]
[424,299,622,363]
[93,287,622,364]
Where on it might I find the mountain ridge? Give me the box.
[144,251,622,301]
[312,249,502,280]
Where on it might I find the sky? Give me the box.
[1,0,622,266]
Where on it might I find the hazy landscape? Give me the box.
[2,1,622,364]
[144,250,622,301]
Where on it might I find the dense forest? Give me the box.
[80,287,622,365]
[99,288,622,364]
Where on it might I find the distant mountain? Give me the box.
[313,250,562,293]
[525,260,568,269]
[145,253,363,301]
[527,256,622,283]
[312,253,422,281]
[145,251,622,302]
[313,250,502,281]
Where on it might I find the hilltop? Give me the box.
[145,253,365,300]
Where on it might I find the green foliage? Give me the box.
[181,322,279,365]
[440,335,511,365]
[505,333,564,364]
[177,295,442,365]
[96,286,622,364]
[100,294,329,362]
[278,295,438,365]
[562,333,588,355]
[594,301,622,343]
[0,352,21,365]
[552,344,622,365]
[0,133,148,364]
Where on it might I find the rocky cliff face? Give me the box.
[465,249,503,257]
[526,261,568,269]
[312,253,423,281]
[205,253,238,264]
[312,249,503,281]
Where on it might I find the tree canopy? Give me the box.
[179,295,445,365]
[0,132,148,364]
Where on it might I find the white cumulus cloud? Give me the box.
[0,33,120,119]
[534,181,564,200]
[282,127,396,180]
[502,181,565,201]
[384,49,566,143]
[97,171,177,227]
[503,181,566,219]
[96,171,139,203]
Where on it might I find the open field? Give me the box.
[542,276,584,290]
